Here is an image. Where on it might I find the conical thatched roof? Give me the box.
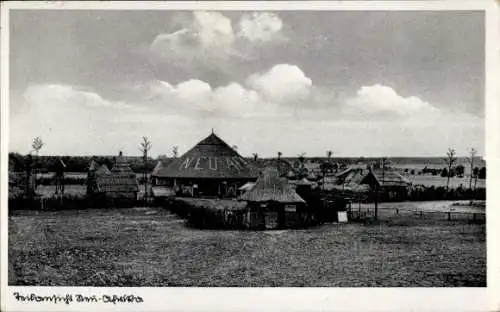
[110,151,134,174]
[239,167,305,203]
[88,159,98,171]
[95,152,138,193]
[96,164,111,176]
[154,132,259,179]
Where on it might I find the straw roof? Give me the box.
[88,159,98,171]
[96,164,111,176]
[154,132,260,179]
[151,161,164,176]
[336,166,410,190]
[370,169,411,186]
[91,152,138,194]
[239,167,305,203]
[111,151,134,174]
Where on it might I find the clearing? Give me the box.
[9,205,485,287]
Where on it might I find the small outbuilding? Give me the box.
[87,152,139,206]
[239,167,306,229]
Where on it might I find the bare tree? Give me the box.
[252,153,258,161]
[139,137,152,206]
[297,152,307,179]
[32,136,44,155]
[277,151,282,175]
[467,147,477,189]
[29,136,45,192]
[444,148,457,191]
[172,146,179,158]
[381,157,390,186]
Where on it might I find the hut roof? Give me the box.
[88,159,98,171]
[96,164,111,176]
[239,167,305,203]
[89,152,139,194]
[337,166,411,189]
[370,169,411,186]
[154,132,260,179]
[110,151,135,174]
[151,161,164,176]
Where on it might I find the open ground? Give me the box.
[9,204,485,287]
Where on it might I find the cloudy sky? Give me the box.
[9,9,485,157]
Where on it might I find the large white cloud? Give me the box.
[343,84,441,120]
[143,78,279,119]
[246,64,313,104]
[9,71,484,157]
[149,11,287,67]
[136,64,313,118]
[238,12,285,42]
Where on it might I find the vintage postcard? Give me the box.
[1,1,499,311]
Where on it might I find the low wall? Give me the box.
[161,197,318,230]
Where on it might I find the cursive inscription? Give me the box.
[13,292,144,304]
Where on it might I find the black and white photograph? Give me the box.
[1,1,499,311]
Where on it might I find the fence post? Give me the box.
[447,212,451,221]
[419,211,423,218]
[473,213,476,221]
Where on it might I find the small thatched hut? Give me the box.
[87,152,139,205]
[239,167,306,229]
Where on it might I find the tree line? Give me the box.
[9,153,157,173]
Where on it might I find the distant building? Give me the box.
[87,152,139,205]
[335,166,411,199]
[152,132,260,198]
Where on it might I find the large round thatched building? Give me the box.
[152,132,260,197]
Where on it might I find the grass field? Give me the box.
[9,206,485,287]
[408,175,486,188]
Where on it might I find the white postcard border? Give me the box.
[1,1,499,311]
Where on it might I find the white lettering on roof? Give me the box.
[180,157,196,169]
[209,157,217,170]
[194,158,202,170]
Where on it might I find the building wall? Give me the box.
[157,177,256,197]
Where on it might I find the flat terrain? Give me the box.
[9,206,485,287]
[408,175,486,188]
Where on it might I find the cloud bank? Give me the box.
[149,11,287,72]
[10,62,484,157]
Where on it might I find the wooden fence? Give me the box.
[348,206,485,223]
